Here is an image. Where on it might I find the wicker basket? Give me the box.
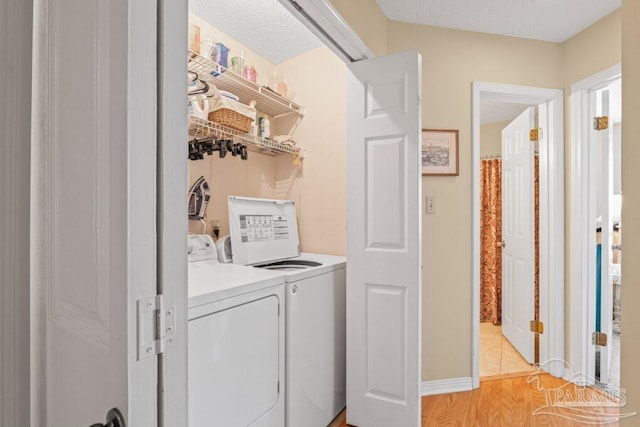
[208,108,253,133]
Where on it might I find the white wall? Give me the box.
[275,47,347,256]
[188,153,279,236]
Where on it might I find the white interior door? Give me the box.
[501,107,535,364]
[0,1,32,426]
[31,0,164,425]
[595,88,614,384]
[346,51,422,427]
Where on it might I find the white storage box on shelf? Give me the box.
[227,196,347,427]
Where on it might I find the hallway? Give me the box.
[331,373,622,426]
[422,373,621,426]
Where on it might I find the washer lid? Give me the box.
[228,196,300,265]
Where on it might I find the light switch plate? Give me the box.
[426,196,436,214]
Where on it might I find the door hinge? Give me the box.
[592,332,608,346]
[137,295,176,360]
[530,128,542,141]
[594,116,609,131]
[530,320,544,334]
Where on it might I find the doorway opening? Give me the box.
[472,82,565,388]
[569,65,622,394]
[185,2,347,426]
[593,78,622,394]
[181,1,423,426]
[478,103,540,379]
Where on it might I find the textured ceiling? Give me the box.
[376,0,620,42]
[189,0,323,64]
[481,99,532,125]
[479,79,621,125]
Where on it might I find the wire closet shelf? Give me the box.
[188,50,305,118]
[189,116,301,156]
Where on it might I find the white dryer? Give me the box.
[187,234,286,427]
[228,197,347,427]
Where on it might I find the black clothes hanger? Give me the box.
[188,74,210,96]
[188,138,248,161]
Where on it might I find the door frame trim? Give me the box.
[568,64,621,385]
[275,0,374,63]
[0,1,33,425]
[472,82,565,388]
[157,0,189,423]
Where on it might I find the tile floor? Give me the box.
[480,322,535,378]
[597,331,621,395]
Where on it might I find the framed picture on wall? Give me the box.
[421,129,459,176]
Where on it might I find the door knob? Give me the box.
[496,241,506,249]
[89,408,126,427]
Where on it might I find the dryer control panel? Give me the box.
[188,234,218,263]
[228,196,301,266]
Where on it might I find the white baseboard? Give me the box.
[563,367,574,383]
[563,367,594,387]
[421,377,473,396]
[562,368,576,383]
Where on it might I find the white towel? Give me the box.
[272,135,296,146]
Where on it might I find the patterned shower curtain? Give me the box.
[480,157,540,326]
[480,159,502,325]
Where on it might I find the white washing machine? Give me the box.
[187,234,286,427]
[228,197,347,427]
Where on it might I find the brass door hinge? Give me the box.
[592,332,608,346]
[594,116,609,131]
[529,128,542,142]
[530,320,544,334]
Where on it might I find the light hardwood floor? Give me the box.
[331,373,621,426]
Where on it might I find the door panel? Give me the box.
[43,2,128,424]
[346,51,422,427]
[366,284,407,401]
[31,0,160,425]
[366,136,407,249]
[501,107,535,364]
